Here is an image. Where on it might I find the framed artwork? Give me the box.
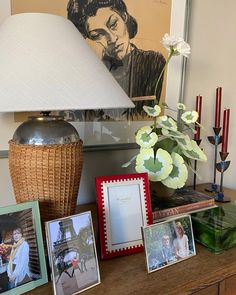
[45,211,100,295]
[0,201,48,294]
[0,0,191,150]
[142,215,196,273]
[96,173,153,259]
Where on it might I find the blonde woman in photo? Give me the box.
[173,221,189,260]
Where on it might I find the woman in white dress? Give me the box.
[173,221,189,260]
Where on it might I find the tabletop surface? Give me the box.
[26,184,236,295]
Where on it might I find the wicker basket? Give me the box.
[8,140,83,225]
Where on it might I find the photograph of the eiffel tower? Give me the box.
[46,212,100,295]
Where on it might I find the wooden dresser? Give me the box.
[27,185,236,295]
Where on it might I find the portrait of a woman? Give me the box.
[7,227,31,288]
[67,0,166,115]
[173,221,189,260]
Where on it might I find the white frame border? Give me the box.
[102,178,147,252]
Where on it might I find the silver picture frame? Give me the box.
[142,214,196,273]
[45,211,100,295]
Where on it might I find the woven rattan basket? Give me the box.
[8,140,83,226]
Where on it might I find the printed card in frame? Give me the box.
[45,211,101,295]
[0,201,48,294]
[142,215,196,273]
[96,173,153,259]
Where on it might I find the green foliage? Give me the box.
[154,137,176,154]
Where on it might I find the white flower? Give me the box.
[181,111,198,124]
[177,103,186,110]
[143,105,161,117]
[162,152,188,189]
[161,34,191,58]
[135,126,158,148]
[135,148,173,182]
[162,34,180,49]
[176,40,191,58]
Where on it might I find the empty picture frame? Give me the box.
[96,173,153,259]
[142,215,196,273]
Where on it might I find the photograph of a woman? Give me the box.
[67,0,170,118]
[173,221,189,259]
[0,207,43,293]
[7,228,31,288]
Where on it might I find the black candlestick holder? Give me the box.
[205,127,222,193]
[193,139,201,190]
[215,152,231,202]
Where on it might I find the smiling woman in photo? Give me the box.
[7,228,31,289]
[67,0,166,115]
[173,221,189,260]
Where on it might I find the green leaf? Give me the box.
[122,155,137,168]
[154,138,176,154]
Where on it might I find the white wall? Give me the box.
[1,0,236,207]
[0,159,15,206]
[0,0,10,22]
[184,0,236,189]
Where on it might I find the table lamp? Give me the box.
[0,13,134,225]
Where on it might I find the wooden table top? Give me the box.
[27,184,236,295]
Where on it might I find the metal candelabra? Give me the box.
[215,152,231,202]
[205,127,222,192]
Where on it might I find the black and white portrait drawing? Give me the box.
[66,0,171,120]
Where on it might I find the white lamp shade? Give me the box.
[0,13,134,112]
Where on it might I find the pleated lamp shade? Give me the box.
[0,13,134,226]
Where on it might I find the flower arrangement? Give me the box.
[124,34,207,189]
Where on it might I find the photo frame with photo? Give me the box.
[142,215,196,273]
[46,211,100,295]
[96,173,153,259]
[0,201,48,295]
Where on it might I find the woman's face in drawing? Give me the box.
[13,230,22,242]
[86,7,131,60]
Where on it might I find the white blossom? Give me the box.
[162,33,191,58]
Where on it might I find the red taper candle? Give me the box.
[221,109,230,153]
[194,95,202,140]
[215,87,222,128]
